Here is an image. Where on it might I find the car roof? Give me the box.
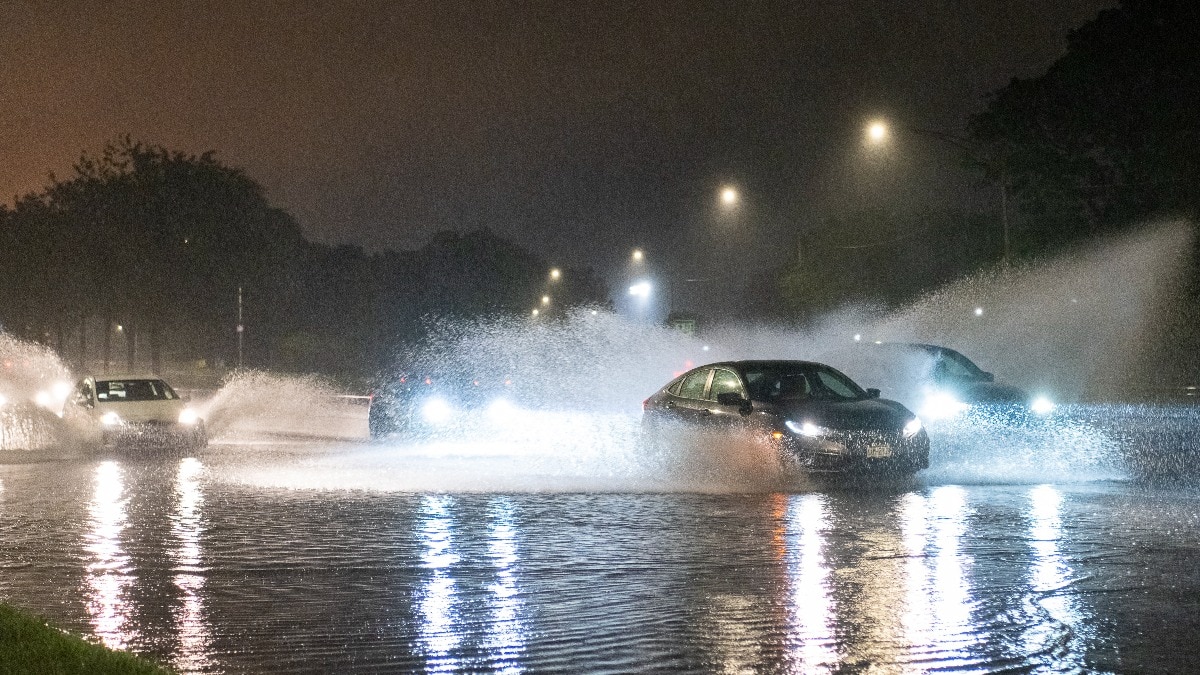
[85,373,167,382]
[696,359,834,370]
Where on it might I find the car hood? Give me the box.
[95,399,186,423]
[953,381,1029,404]
[765,397,914,432]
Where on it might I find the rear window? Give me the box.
[96,379,178,402]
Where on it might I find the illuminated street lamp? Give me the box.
[549,268,561,281]
[865,118,1011,264]
[866,121,888,143]
[531,308,540,317]
[632,248,645,263]
[541,295,551,305]
[720,186,739,207]
[628,281,652,298]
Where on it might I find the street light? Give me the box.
[632,248,645,263]
[628,281,652,298]
[865,119,1011,264]
[549,268,561,281]
[720,186,739,207]
[866,121,888,143]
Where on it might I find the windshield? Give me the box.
[96,379,178,402]
[742,364,867,403]
[934,349,988,381]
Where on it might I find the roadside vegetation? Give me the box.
[0,603,171,675]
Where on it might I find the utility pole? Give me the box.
[237,286,244,369]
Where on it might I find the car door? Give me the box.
[704,367,751,428]
[659,367,714,426]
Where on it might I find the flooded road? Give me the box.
[2,420,1200,673]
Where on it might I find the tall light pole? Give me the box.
[865,119,1011,264]
[237,286,244,369]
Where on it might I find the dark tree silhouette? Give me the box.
[968,0,1200,254]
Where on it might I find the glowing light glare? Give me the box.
[974,307,984,316]
[0,394,7,408]
[421,398,454,425]
[35,390,52,408]
[631,249,644,262]
[786,420,826,437]
[628,281,652,298]
[903,417,923,438]
[549,268,561,281]
[919,392,970,420]
[867,121,888,142]
[178,408,200,425]
[486,398,517,423]
[1030,396,1056,415]
[531,308,539,317]
[853,334,862,342]
[541,295,550,305]
[101,411,122,426]
[720,186,738,206]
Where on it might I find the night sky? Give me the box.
[2,1,1115,282]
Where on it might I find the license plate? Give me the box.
[867,444,892,458]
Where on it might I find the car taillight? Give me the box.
[642,398,651,410]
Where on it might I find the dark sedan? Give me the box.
[642,360,929,474]
[821,342,1056,422]
[368,373,520,440]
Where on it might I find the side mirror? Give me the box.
[716,392,746,406]
[716,392,753,414]
[866,388,881,399]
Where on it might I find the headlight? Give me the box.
[420,397,454,425]
[35,390,52,408]
[486,397,516,422]
[919,391,970,420]
[179,408,200,425]
[100,411,122,426]
[1030,396,1055,415]
[903,417,923,438]
[785,420,829,437]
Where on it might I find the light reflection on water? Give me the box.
[484,497,526,674]
[1026,484,1089,670]
[5,450,1197,672]
[783,494,837,672]
[171,457,213,673]
[416,494,462,672]
[84,460,136,650]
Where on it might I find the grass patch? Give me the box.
[0,603,172,674]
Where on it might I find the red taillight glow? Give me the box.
[642,398,651,410]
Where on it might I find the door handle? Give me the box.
[665,401,676,409]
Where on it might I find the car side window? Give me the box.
[708,369,744,401]
[667,378,684,396]
[678,369,711,400]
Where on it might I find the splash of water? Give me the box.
[103,222,1200,490]
[200,370,366,440]
[0,332,73,450]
